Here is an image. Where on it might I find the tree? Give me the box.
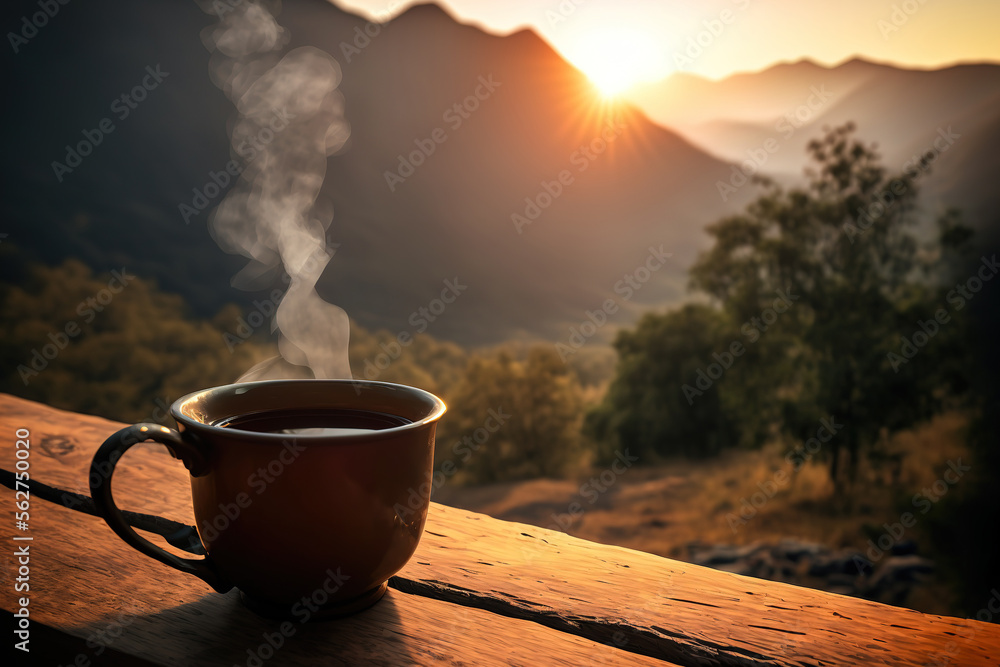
[585,304,741,462]
[347,324,468,404]
[589,123,970,490]
[688,122,967,488]
[439,346,584,483]
[0,260,274,423]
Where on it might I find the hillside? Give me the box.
[434,411,972,617]
[625,58,1000,222]
[2,0,746,347]
[5,2,995,347]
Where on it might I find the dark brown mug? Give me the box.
[89,379,446,619]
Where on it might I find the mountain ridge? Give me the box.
[3,0,744,347]
[4,0,994,347]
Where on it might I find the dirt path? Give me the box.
[431,412,970,616]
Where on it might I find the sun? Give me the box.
[567,28,665,97]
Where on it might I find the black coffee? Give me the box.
[214,408,411,434]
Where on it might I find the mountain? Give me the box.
[626,58,888,129]
[625,58,1000,224]
[2,0,747,347]
[5,3,995,350]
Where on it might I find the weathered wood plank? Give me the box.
[0,394,673,666]
[0,508,667,667]
[399,505,1000,666]
[3,612,158,666]
[2,393,998,666]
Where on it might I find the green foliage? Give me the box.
[585,304,739,461]
[4,125,977,501]
[438,346,585,483]
[0,260,588,484]
[693,123,971,485]
[347,326,468,404]
[0,260,274,423]
[590,123,973,488]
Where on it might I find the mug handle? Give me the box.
[89,423,232,593]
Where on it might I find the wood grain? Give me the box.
[0,394,672,666]
[2,393,998,666]
[401,505,1000,666]
[0,494,670,666]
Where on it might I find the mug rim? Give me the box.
[170,379,447,442]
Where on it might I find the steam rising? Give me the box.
[200,0,352,380]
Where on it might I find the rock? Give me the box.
[679,539,934,606]
[890,539,919,556]
[688,542,762,566]
[826,573,860,589]
[775,538,822,562]
[866,555,934,593]
[809,549,866,577]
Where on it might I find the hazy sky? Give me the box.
[332,0,1000,87]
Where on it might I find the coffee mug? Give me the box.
[89,379,446,618]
